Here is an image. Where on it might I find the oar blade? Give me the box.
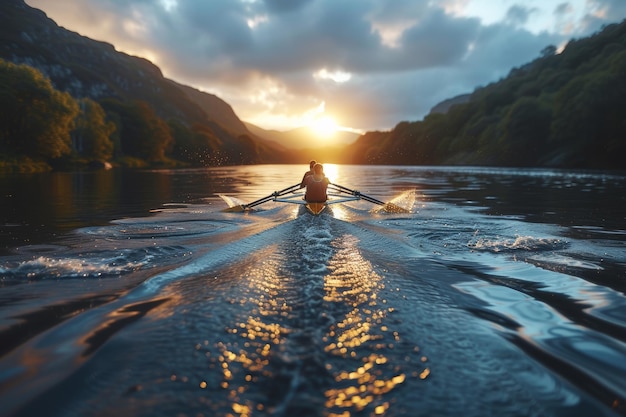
[222,204,247,213]
[382,203,410,213]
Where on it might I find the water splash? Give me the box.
[469,236,568,253]
[0,247,190,280]
[370,189,417,214]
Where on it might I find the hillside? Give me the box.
[345,20,626,169]
[175,82,250,137]
[428,94,471,115]
[0,0,285,166]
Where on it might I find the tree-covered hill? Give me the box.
[345,20,626,170]
[0,0,286,170]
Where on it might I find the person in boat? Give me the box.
[300,160,317,188]
[303,163,330,202]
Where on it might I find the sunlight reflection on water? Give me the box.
[322,233,429,414]
[177,214,431,415]
[1,165,625,416]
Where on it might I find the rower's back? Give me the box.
[304,163,329,202]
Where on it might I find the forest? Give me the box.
[345,20,626,170]
[0,59,266,172]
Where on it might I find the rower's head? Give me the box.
[313,163,324,174]
[309,160,317,169]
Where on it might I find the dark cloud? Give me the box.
[262,0,314,13]
[367,0,430,25]
[505,5,536,27]
[231,0,387,74]
[399,9,481,68]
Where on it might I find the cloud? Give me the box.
[398,9,481,68]
[262,0,314,13]
[505,5,537,27]
[580,0,626,33]
[25,0,626,131]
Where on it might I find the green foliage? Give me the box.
[347,20,626,169]
[100,99,173,162]
[0,56,263,170]
[499,97,552,166]
[72,98,116,161]
[0,59,78,160]
[169,119,222,165]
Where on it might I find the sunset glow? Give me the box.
[309,116,338,139]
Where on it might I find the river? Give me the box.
[0,165,625,417]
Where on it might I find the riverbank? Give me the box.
[0,155,192,174]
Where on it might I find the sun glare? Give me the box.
[309,116,338,139]
[322,163,338,182]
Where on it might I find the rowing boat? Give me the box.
[221,183,409,215]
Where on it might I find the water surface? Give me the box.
[0,165,625,417]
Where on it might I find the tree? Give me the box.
[72,98,115,161]
[0,59,78,159]
[125,101,173,161]
[420,113,450,163]
[100,99,173,162]
[500,97,552,165]
[169,120,221,164]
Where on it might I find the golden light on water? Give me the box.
[181,227,429,415]
[320,234,429,414]
[182,250,293,415]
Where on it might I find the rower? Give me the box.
[303,163,330,202]
[300,160,317,188]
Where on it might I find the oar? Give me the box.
[329,183,385,204]
[224,183,301,212]
[247,183,301,208]
[329,183,410,213]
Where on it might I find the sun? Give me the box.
[309,116,338,139]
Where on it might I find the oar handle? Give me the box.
[244,183,301,209]
[329,183,356,194]
[244,196,273,209]
[359,194,385,205]
[329,183,385,206]
[276,183,302,195]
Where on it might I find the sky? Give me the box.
[25,0,626,135]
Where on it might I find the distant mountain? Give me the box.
[245,123,360,149]
[428,94,471,115]
[0,0,285,164]
[245,123,289,150]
